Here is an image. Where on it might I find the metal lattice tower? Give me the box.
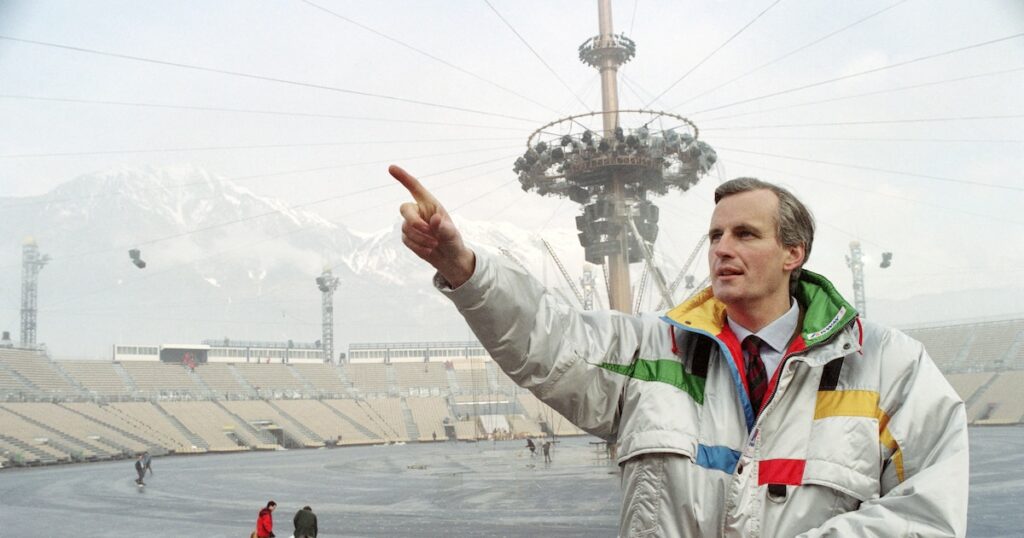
[316,269,340,364]
[846,241,867,317]
[516,0,717,312]
[20,237,49,348]
[580,266,597,311]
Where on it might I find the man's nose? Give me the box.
[712,234,735,258]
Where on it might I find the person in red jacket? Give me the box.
[255,500,276,538]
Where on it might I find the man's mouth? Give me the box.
[716,267,743,277]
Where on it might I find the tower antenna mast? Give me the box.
[515,0,717,312]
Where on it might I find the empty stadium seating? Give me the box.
[121,362,203,395]
[344,364,392,394]
[194,363,252,397]
[220,400,323,448]
[393,362,449,394]
[970,371,1024,424]
[0,349,76,394]
[232,363,307,394]
[61,361,130,396]
[406,397,452,441]
[292,364,349,396]
[1,317,1022,468]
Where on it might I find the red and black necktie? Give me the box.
[743,335,768,414]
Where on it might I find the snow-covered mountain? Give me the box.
[7,165,1011,359]
[0,166,620,358]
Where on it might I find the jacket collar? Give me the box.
[664,269,859,360]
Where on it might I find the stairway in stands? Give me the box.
[152,403,209,451]
[399,398,420,441]
[111,362,138,393]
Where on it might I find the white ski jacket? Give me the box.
[438,251,968,537]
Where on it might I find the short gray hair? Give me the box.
[714,177,815,290]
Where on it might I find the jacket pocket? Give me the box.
[621,454,665,537]
[762,460,877,536]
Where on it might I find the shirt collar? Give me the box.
[727,298,800,353]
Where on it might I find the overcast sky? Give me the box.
[1,0,1022,316]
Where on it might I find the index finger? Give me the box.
[389,164,437,205]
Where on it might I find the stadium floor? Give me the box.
[0,427,1020,537]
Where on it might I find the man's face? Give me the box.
[708,189,804,316]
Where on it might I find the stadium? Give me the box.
[1,319,1023,536]
[2,0,1022,536]
[1,317,1023,466]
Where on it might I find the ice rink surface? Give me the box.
[0,427,1019,537]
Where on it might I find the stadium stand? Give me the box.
[393,362,449,394]
[292,364,349,396]
[120,362,203,395]
[945,372,996,404]
[361,397,410,441]
[194,363,252,397]
[220,400,323,448]
[344,364,392,394]
[0,435,51,465]
[970,371,1024,425]
[1,348,76,394]
[0,405,94,461]
[61,361,130,397]
[2,318,1022,469]
[108,402,203,453]
[514,392,586,436]
[905,318,1024,372]
[406,397,452,441]
[62,402,189,454]
[904,327,968,371]
[323,399,405,442]
[232,363,307,394]
[965,321,1024,369]
[0,366,31,394]
[158,401,265,452]
[3,402,146,457]
[272,399,376,446]
[452,362,490,394]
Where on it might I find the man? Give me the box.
[391,164,969,536]
[141,451,153,477]
[256,500,276,538]
[133,454,145,486]
[293,505,318,538]
[526,437,536,457]
[542,440,552,464]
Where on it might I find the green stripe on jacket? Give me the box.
[600,358,706,405]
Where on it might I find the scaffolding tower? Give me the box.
[20,237,49,348]
[316,269,340,364]
[846,241,867,317]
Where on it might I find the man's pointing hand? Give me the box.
[391,164,475,288]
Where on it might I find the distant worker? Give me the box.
[141,451,153,477]
[133,454,145,486]
[526,437,536,457]
[255,500,276,538]
[542,441,552,464]
[293,505,318,538]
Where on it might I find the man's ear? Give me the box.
[783,243,805,272]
